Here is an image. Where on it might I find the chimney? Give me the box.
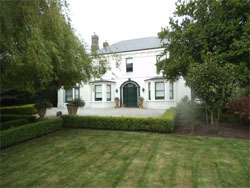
[103,41,109,49]
[91,33,99,52]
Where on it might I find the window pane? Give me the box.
[126,58,133,64]
[106,85,111,92]
[96,93,102,98]
[156,90,164,97]
[74,88,80,99]
[107,93,111,99]
[126,58,133,72]
[169,82,174,99]
[65,89,73,102]
[95,85,102,92]
[156,82,164,90]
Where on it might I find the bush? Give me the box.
[0,119,62,149]
[0,119,29,131]
[34,99,52,110]
[0,114,36,123]
[175,96,204,127]
[62,115,175,133]
[161,107,176,120]
[0,104,37,115]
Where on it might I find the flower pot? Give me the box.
[38,108,47,119]
[66,104,79,115]
[115,99,119,108]
[139,100,144,108]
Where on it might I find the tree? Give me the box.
[0,0,95,94]
[185,54,239,127]
[157,0,250,86]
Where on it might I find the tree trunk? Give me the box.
[210,109,214,126]
[205,105,209,125]
[216,108,221,128]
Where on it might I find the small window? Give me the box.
[148,82,151,100]
[156,55,161,63]
[95,85,102,101]
[169,82,174,100]
[155,82,165,100]
[106,85,111,101]
[126,58,133,72]
[74,87,80,99]
[65,89,73,102]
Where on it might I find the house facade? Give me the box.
[57,36,191,109]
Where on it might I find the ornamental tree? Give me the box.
[0,0,95,94]
[157,0,250,86]
[185,55,239,126]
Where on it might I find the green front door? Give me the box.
[123,83,138,107]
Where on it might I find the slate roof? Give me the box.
[97,37,167,54]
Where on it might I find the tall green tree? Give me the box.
[157,0,249,86]
[0,0,94,93]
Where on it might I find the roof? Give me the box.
[96,37,167,54]
[144,76,166,81]
[90,79,116,84]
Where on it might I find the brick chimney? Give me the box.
[91,33,99,52]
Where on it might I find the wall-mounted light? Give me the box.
[142,88,145,92]
[115,89,118,93]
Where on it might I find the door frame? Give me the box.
[120,80,140,107]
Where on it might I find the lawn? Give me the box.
[0,129,249,188]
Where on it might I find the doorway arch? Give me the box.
[120,80,140,107]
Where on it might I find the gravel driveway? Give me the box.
[46,107,165,118]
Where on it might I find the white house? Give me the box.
[57,35,191,109]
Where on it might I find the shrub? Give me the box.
[175,96,204,127]
[67,98,85,107]
[161,107,176,120]
[0,104,37,115]
[0,118,62,149]
[0,114,36,123]
[34,99,52,110]
[0,119,29,131]
[62,115,175,133]
[228,96,250,125]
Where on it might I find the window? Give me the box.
[65,89,73,102]
[95,85,102,101]
[155,82,165,100]
[148,82,151,100]
[156,55,164,72]
[106,85,111,101]
[74,87,80,99]
[169,82,174,99]
[156,55,161,63]
[126,58,133,72]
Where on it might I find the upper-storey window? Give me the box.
[126,58,133,72]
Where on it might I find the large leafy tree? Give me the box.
[0,0,94,94]
[158,0,249,86]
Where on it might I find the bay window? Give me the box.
[95,85,102,101]
[155,82,165,100]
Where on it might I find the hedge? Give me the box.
[0,114,36,123]
[0,119,29,131]
[0,118,62,149]
[0,104,37,115]
[62,115,175,133]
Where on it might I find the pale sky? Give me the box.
[68,0,177,49]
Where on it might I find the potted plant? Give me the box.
[114,97,120,108]
[139,97,144,108]
[35,99,52,119]
[66,98,85,115]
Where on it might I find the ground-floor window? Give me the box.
[95,85,102,101]
[65,89,73,102]
[74,87,80,99]
[155,82,165,100]
[106,85,111,101]
[169,82,174,99]
[148,82,151,100]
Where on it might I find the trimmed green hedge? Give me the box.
[0,119,29,131]
[0,114,36,123]
[62,115,175,133]
[0,119,62,149]
[0,104,37,115]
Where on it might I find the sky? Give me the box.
[68,0,177,49]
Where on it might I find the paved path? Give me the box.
[46,107,165,118]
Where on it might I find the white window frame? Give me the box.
[106,84,111,101]
[95,85,102,101]
[155,82,165,100]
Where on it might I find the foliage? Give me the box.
[175,96,203,128]
[0,114,36,123]
[34,99,52,110]
[228,96,250,125]
[0,119,62,149]
[67,98,85,107]
[157,0,250,86]
[62,115,175,133]
[0,119,29,131]
[161,107,176,120]
[0,104,37,115]
[185,56,238,126]
[114,97,119,101]
[0,0,95,93]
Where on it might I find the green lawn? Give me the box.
[0,129,249,188]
